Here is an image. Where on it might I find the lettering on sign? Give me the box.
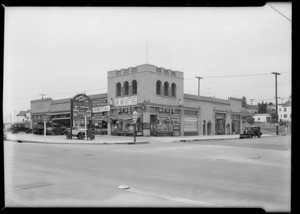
[93,105,110,113]
[114,96,137,107]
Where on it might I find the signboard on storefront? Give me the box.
[92,98,107,107]
[183,117,198,132]
[114,96,137,107]
[92,105,110,113]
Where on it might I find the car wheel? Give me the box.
[78,133,83,140]
[258,134,261,138]
[51,131,56,136]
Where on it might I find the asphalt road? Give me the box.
[4,135,291,211]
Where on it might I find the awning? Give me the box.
[48,112,70,115]
[52,117,70,120]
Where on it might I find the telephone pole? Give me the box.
[195,76,203,96]
[39,94,46,99]
[271,72,280,135]
[249,99,255,115]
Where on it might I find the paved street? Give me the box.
[4,135,291,211]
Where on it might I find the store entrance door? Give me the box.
[150,115,157,136]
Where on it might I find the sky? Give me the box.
[3,3,292,123]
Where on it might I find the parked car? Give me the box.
[240,126,262,139]
[32,122,67,135]
[65,127,95,140]
[9,123,31,134]
[33,124,44,135]
[46,123,67,135]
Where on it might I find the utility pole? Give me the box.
[39,94,46,99]
[271,72,281,135]
[195,76,203,96]
[249,99,255,115]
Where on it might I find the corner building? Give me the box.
[30,64,242,136]
[107,64,242,136]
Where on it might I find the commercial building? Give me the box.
[30,64,242,136]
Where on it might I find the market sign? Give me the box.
[93,105,110,113]
[114,96,137,107]
[72,94,92,119]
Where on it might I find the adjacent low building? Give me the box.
[30,64,243,136]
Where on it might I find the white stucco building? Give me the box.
[278,100,291,122]
[253,113,271,123]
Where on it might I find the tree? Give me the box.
[242,96,247,108]
[258,102,268,113]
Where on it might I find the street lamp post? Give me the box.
[271,72,281,135]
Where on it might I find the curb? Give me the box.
[173,134,279,143]
[6,139,149,145]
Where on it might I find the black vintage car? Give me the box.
[33,122,67,135]
[10,123,31,134]
[240,126,262,139]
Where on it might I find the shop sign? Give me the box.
[93,105,110,113]
[158,106,175,114]
[172,116,180,125]
[72,94,92,119]
[92,99,107,107]
[183,117,197,132]
[115,96,137,107]
[184,117,198,122]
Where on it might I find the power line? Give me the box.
[185,71,289,80]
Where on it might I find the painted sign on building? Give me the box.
[93,105,110,113]
[114,96,137,107]
[183,117,198,132]
[92,98,107,107]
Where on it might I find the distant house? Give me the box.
[253,113,271,123]
[278,100,291,122]
[16,110,31,123]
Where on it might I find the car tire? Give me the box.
[78,133,83,140]
[51,131,56,136]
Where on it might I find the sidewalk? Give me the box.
[5,132,279,145]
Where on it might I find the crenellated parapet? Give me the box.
[30,97,53,103]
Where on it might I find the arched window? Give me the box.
[164,82,169,96]
[132,80,137,95]
[171,83,176,97]
[124,81,129,95]
[156,80,162,95]
[116,82,121,96]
